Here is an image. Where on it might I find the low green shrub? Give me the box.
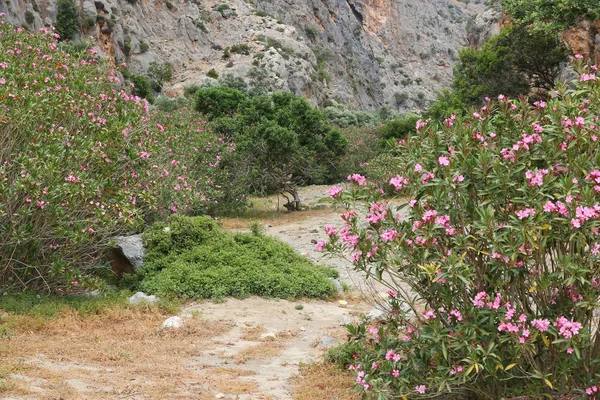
[129,215,338,299]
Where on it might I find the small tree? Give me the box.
[55,0,80,41]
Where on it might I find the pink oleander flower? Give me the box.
[415,385,426,394]
[515,208,536,220]
[315,241,327,251]
[347,173,367,186]
[531,318,550,332]
[328,186,343,198]
[414,163,423,172]
[389,174,409,191]
[380,229,398,242]
[438,156,450,166]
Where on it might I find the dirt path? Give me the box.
[2,185,387,400]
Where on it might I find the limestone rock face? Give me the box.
[562,19,600,66]
[0,0,490,111]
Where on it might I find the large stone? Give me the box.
[113,234,144,272]
[129,291,158,305]
[162,316,184,329]
[317,335,341,348]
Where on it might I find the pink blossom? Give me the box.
[414,163,423,172]
[328,186,343,198]
[315,241,327,251]
[415,385,426,394]
[347,174,367,186]
[515,208,536,220]
[380,229,398,242]
[389,175,409,190]
[531,318,550,332]
[423,309,436,320]
[438,156,450,166]
[391,369,400,377]
[453,175,465,183]
[581,73,597,82]
[472,292,487,308]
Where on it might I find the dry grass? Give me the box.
[241,323,266,341]
[218,192,335,230]
[292,363,360,400]
[0,306,234,399]
[234,342,284,364]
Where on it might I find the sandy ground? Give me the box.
[1,185,395,400]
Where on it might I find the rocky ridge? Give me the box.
[0,0,486,112]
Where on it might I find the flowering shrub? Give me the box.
[323,60,600,398]
[0,21,238,291]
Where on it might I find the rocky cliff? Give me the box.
[0,0,485,111]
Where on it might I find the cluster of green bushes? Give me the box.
[426,25,568,119]
[124,62,174,102]
[127,215,338,299]
[194,86,347,206]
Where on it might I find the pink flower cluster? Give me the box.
[328,186,343,198]
[347,173,367,186]
[515,208,536,220]
[525,169,548,187]
[389,174,409,191]
[554,316,582,339]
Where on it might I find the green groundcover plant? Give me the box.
[321,59,600,398]
[126,215,339,299]
[0,20,235,292]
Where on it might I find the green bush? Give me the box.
[147,62,173,92]
[448,25,567,110]
[323,60,600,398]
[24,11,35,25]
[183,83,202,97]
[206,68,219,79]
[153,96,188,111]
[55,0,80,40]
[139,41,149,53]
[195,86,247,119]
[131,74,152,99]
[230,43,251,55]
[501,0,600,30]
[129,215,338,299]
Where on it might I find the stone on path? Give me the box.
[162,316,183,329]
[128,291,158,305]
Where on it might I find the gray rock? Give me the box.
[318,335,341,348]
[82,0,97,20]
[366,300,414,321]
[339,315,353,326]
[162,316,184,328]
[332,278,344,293]
[129,291,158,305]
[114,234,144,271]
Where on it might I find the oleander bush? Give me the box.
[321,60,600,398]
[128,215,338,299]
[0,21,239,292]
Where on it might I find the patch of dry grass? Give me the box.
[219,201,335,230]
[0,306,234,399]
[234,342,284,364]
[241,323,266,341]
[292,363,360,400]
